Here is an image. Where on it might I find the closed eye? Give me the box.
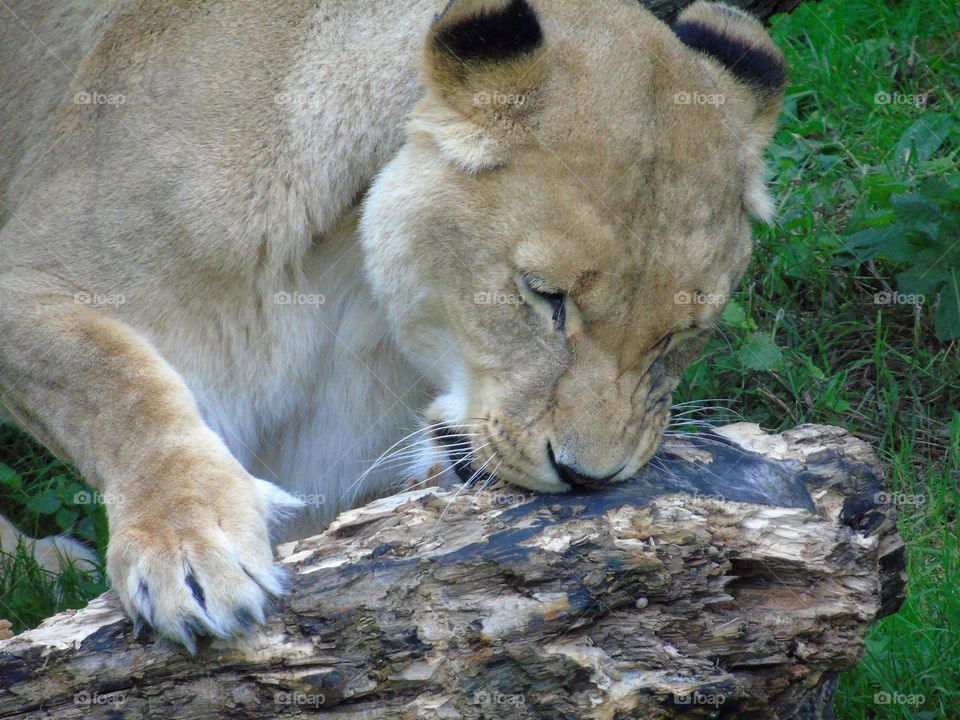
[538,290,565,327]
[516,272,567,331]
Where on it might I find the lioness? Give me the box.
[0,0,785,650]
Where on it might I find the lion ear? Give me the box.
[412,0,546,173]
[672,2,787,220]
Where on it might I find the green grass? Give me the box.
[676,0,960,717]
[1,0,958,717]
[0,425,108,633]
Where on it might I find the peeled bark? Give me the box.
[0,423,904,719]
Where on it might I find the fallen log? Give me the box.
[0,423,904,719]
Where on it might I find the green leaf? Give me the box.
[75,515,98,544]
[889,193,941,238]
[25,493,62,516]
[64,482,92,508]
[844,225,917,263]
[824,394,851,413]
[917,176,955,196]
[55,507,80,532]
[721,299,747,327]
[778,90,814,123]
[894,114,955,168]
[933,269,960,341]
[0,463,22,490]
[796,352,826,381]
[736,333,783,371]
[896,266,948,299]
[891,191,939,221]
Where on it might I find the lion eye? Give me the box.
[536,289,566,328]
[517,273,567,330]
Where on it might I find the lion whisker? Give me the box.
[670,405,743,419]
[433,451,499,528]
[341,423,487,504]
[471,457,505,497]
[399,440,496,492]
[670,397,735,407]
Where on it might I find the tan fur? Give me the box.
[0,0,783,648]
[364,0,785,488]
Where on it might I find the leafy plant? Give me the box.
[0,427,108,634]
[843,118,960,340]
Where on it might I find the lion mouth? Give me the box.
[433,425,493,486]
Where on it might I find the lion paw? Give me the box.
[107,475,302,653]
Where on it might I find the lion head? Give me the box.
[361,0,786,491]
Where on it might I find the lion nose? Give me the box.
[547,442,621,489]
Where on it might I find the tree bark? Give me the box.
[643,0,815,24]
[0,423,904,720]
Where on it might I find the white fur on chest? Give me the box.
[168,215,428,534]
[251,222,431,533]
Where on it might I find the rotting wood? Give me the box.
[0,423,905,719]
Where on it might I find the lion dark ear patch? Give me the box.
[672,19,786,92]
[433,0,542,62]
[419,0,547,173]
